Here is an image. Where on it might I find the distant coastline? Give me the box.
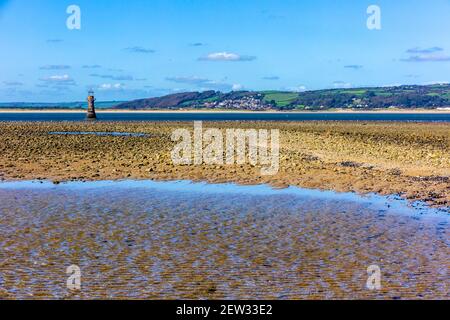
[2,84,450,113]
[0,108,450,114]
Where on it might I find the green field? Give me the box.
[337,89,367,95]
[262,91,299,107]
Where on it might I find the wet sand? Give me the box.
[0,181,448,299]
[0,121,449,209]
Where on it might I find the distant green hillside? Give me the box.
[2,84,450,111]
[115,84,450,110]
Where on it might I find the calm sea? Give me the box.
[0,112,449,122]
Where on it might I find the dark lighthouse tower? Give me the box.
[86,90,97,120]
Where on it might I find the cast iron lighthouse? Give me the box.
[87,90,97,120]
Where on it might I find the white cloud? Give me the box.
[344,65,363,70]
[82,65,102,69]
[262,76,280,80]
[401,54,450,62]
[3,81,23,86]
[90,73,134,81]
[406,47,443,54]
[166,76,211,85]
[46,39,63,43]
[42,75,70,81]
[124,47,155,54]
[199,52,256,62]
[401,47,450,62]
[232,84,244,91]
[98,83,125,90]
[40,65,71,70]
[166,75,241,92]
[422,81,449,85]
[39,74,76,85]
[285,85,307,92]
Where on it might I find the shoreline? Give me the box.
[0,108,450,114]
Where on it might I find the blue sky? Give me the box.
[1,0,450,102]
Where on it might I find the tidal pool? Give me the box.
[0,180,448,299]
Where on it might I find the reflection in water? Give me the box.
[0,180,448,299]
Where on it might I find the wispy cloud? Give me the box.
[262,76,280,80]
[199,52,256,62]
[98,83,125,90]
[3,81,23,86]
[284,85,307,92]
[2,88,33,98]
[166,76,211,85]
[82,65,102,69]
[231,84,244,91]
[90,73,134,81]
[46,39,63,43]
[402,47,450,62]
[344,65,363,70]
[166,75,240,91]
[401,54,450,62]
[124,46,155,54]
[190,42,206,47]
[422,81,449,85]
[406,47,443,54]
[202,82,242,91]
[107,68,125,72]
[40,65,71,70]
[39,74,76,86]
[94,83,162,99]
